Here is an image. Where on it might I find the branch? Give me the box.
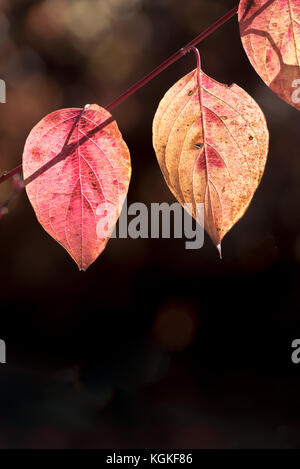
[0,174,24,219]
[0,5,238,188]
[106,5,238,110]
[0,163,22,184]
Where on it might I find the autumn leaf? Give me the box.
[239,0,300,110]
[152,68,269,253]
[22,104,131,270]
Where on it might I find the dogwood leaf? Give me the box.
[23,104,131,270]
[153,68,269,253]
[239,0,300,110]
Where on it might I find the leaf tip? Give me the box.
[76,261,88,272]
[217,243,222,260]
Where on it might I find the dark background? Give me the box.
[0,0,300,449]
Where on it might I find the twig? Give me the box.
[0,163,22,185]
[0,174,24,219]
[106,6,238,110]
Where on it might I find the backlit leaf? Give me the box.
[153,68,269,253]
[23,104,131,270]
[239,0,300,110]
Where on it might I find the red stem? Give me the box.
[0,174,24,218]
[106,5,238,110]
[0,163,23,184]
[0,5,238,185]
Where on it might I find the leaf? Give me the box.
[152,68,269,253]
[22,104,131,270]
[239,0,300,110]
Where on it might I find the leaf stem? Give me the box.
[182,46,223,258]
[0,5,238,187]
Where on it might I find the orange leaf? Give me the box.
[23,104,131,270]
[153,68,269,253]
[239,0,300,110]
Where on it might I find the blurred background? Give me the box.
[0,0,300,449]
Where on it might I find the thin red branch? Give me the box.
[106,5,238,111]
[0,174,24,219]
[0,163,22,185]
[0,5,238,187]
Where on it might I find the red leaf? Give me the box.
[22,104,131,270]
[239,0,300,110]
